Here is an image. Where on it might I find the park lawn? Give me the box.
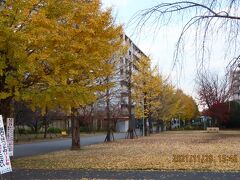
[13,131,240,171]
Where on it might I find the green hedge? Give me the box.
[184,125,194,130]
[47,127,62,134]
[17,128,33,134]
[184,125,203,130]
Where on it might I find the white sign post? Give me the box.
[6,118,14,157]
[0,115,12,174]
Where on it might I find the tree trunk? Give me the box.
[156,121,160,133]
[143,95,148,136]
[144,118,148,136]
[127,60,136,139]
[149,114,152,134]
[0,71,15,122]
[105,129,114,142]
[44,122,47,139]
[128,115,135,139]
[0,97,13,122]
[71,108,80,150]
[105,78,114,142]
[43,107,48,139]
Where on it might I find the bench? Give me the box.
[61,131,68,136]
[207,127,219,133]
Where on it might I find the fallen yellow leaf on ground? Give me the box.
[13,131,240,171]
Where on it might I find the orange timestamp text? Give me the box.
[172,154,238,163]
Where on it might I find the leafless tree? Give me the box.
[131,0,240,70]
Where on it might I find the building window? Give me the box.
[120,68,123,75]
[120,57,124,64]
[129,51,132,56]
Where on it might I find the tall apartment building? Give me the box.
[93,34,147,131]
[119,34,147,115]
[230,66,240,102]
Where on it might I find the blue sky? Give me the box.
[101,0,229,101]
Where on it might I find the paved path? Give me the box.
[2,169,240,180]
[14,133,129,158]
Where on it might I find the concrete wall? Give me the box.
[116,120,129,132]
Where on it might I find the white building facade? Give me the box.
[94,33,147,132]
[230,67,240,102]
[115,34,147,132]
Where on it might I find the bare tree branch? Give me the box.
[131,0,240,72]
[196,71,231,109]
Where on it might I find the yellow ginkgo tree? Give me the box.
[172,89,199,122]
[0,0,122,149]
[133,56,199,133]
[133,57,163,135]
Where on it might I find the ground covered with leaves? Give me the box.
[13,131,240,171]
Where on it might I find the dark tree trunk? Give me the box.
[71,108,80,150]
[105,129,111,142]
[144,118,148,136]
[105,97,111,142]
[43,107,48,139]
[105,129,114,142]
[127,60,137,139]
[44,122,47,138]
[105,78,114,142]
[143,95,148,136]
[149,114,153,134]
[0,63,15,122]
[128,115,135,139]
[156,121,160,133]
[0,97,13,122]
